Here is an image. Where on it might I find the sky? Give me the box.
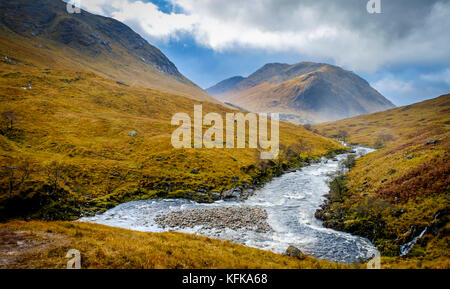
[69,0,450,106]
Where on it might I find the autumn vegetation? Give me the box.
[0,25,345,268]
[0,0,447,269]
[0,220,353,269]
[315,94,450,268]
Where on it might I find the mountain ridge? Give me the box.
[207,62,395,123]
[0,0,219,104]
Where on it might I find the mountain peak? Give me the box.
[207,61,395,123]
[0,0,218,103]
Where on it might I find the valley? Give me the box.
[0,0,448,270]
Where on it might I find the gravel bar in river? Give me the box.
[155,206,272,233]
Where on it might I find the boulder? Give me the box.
[128,130,137,137]
[284,246,304,259]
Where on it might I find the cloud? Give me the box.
[76,0,450,74]
[420,69,450,85]
[373,76,415,95]
[372,73,450,106]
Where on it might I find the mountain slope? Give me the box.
[0,62,345,220]
[0,0,218,103]
[314,94,450,268]
[0,1,345,220]
[206,76,245,95]
[0,0,347,269]
[207,62,395,123]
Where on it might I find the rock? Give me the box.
[210,191,221,200]
[222,188,241,199]
[128,130,137,137]
[190,169,199,174]
[314,210,323,219]
[426,139,438,145]
[284,246,304,259]
[116,81,129,86]
[381,178,388,183]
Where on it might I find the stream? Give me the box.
[79,146,378,264]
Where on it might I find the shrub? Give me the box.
[328,174,347,202]
[340,154,356,170]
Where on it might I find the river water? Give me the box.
[79,146,378,264]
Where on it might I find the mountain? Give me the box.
[0,0,218,103]
[315,94,450,268]
[0,0,344,221]
[206,76,245,95]
[207,62,395,123]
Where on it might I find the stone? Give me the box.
[190,169,199,174]
[284,246,304,259]
[128,130,137,137]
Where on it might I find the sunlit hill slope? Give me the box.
[0,0,218,103]
[207,62,395,123]
[315,94,450,268]
[0,0,344,221]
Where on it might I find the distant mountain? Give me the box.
[207,62,395,123]
[0,0,218,103]
[206,76,245,96]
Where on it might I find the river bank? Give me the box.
[80,146,378,264]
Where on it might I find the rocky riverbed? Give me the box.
[155,207,272,233]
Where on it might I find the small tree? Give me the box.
[45,161,67,195]
[378,134,394,144]
[286,138,313,158]
[303,123,312,131]
[340,154,356,170]
[329,174,347,202]
[0,111,18,135]
[1,157,34,199]
[337,130,349,142]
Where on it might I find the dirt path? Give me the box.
[0,227,69,268]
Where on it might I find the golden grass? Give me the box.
[0,24,349,269]
[314,94,450,268]
[0,220,352,269]
[0,44,343,220]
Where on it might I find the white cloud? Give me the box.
[420,69,450,85]
[371,74,450,106]
[373,76,415,95]
[76,0,450,73]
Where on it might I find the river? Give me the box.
[79,146,378,264]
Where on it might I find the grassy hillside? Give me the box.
[0,0,349,270]
[0,220,353,269]
[0,56,344,221]
[0,0,218,104]
[314,94,450,268]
